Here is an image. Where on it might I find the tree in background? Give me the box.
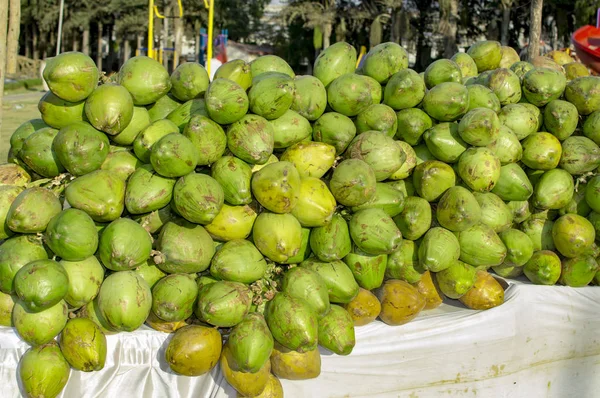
[6,0,21,75]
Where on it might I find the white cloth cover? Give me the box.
[1,278,599,398]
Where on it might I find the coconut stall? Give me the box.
[1,37,600,398]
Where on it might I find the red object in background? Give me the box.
[572,25,600,74]
[216,43,227,63]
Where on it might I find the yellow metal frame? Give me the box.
[147,0,184,60]
[204,0,215,76]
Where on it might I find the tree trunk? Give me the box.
[82,26,90,55]
[173,0,183,68]
[442,0,459,59]
[0,0,10,162]
[72,34,79,52]
[97,22,103,71]
[528,0,543,61]
[6,0,21,75]
[123,37,130,64]
[32,25,39,60]
[136,34,143,57]
[390,9,401,44]
[195,20,201,63]
[24,25,30,58]
[322,23,332,49]
[107,24,114,71]
[501,6,511,46]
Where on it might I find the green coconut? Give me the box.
[533,169,574,210]
[66,170,126,222]
[559,136,600,175]
[523,250,561,285]
[99,218,152,271]
[522,68,567,107]
[97,271,152,332]
[313,42,357,87]
[413,160,456,202]
[393,196,432,240]
[227,114,275,165]
[101,149,144,181]
[384,69,426,111]
[483,68,522,105]
[280,141,336,178]
[0,185,23,240]
[346,131,405,181]
[552,214,595,258]
[151,273,198,322]
[423,122,467,163]
[422,82,470,122]
[60,256,104,309]
[498,103,539,140]
[13,299,68,345]
[7,187,61,233]
[436,186,481,232]
[327,73,373,117]
[84,84,134,135]
[499,228,534,267]
[155,218,215,274]
[467,40,502,72]
[309,213,352,262]
[19,342,70,398]
[252,212,302,263]
[14,259,68,312]
[248,72,295,120]
[43,51,98,102]
[466,84,501,113]
[170,62,209,101]
[282,266,330,318]
[290,75,327,121]
[486,126,522,165]
[172,173,224,225]
[473,192,513,233]
[395,108,433,145]
[424,59,462,89]
[183,114,227,166]
[196,281,252,327]
[19,127,64,178]
[312,112,357,154]
[150,133,198,178]
[251,54,295,78]
[166,98,208,131]
[59,317,107,371]
[521,132,562,170]
[44,209,98,261]
[227,313,274,373]
[119,56,172,105]
[300,259,359,304]
[38,91,85,129]
[455,224,507,268]
[457,147,501,192]
[564,76,600,115]
[362,42,408,84]
[111,106,152,146]
[210,239,266,283]
[559,255,599,287]
[205,78,250,124]
[451,52,478,79]
[291,177,336,227]
[214,59,253,90]
[329,159,377,207]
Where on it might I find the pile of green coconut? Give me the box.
[1,38,600,398]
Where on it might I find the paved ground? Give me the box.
[1,90,45,162]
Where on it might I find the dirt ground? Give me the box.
[0,90,45,162]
